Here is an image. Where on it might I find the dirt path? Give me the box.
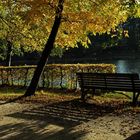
[0,101,140,140]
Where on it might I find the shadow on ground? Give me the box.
[0,99,129,140]
[125,131,140,140]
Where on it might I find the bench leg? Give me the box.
[136,92,140,102]
[132,92,140,106]
[81,88,86,101]
[92,89,95,95]
[132,92,136,105]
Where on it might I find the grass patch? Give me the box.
[0,86,25,95]
[0,87,79,104]
[0,87,140,111]
[101,91,132,99]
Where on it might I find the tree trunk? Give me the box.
[6,41,12,66]
[24,0,64,96]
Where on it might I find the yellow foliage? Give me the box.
[0,0,139,50]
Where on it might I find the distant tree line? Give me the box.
[55,17,140,61]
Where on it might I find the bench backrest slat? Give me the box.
[77,73,140,91]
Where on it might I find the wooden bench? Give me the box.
[77,73,140,105]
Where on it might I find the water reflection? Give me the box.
[102,59,140,75]
[116,60,129,73]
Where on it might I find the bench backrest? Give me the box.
[77,73,140,91]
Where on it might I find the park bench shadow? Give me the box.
[0,99,130,140]
[0,99,89,140]
[7,98,129,123]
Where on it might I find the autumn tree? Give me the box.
[0,0,50,66]
[1,0,140,95]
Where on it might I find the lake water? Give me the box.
[97,59,140,74]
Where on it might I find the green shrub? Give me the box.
[0,64,116,89]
